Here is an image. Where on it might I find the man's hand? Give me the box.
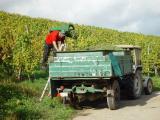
[56,48,60,51]
[53,41,66,52]
[59,44,66,51]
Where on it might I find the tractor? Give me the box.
[44,45,153,110]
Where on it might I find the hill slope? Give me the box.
[0,11,160,77]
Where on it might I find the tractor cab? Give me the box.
[116,45,142,72]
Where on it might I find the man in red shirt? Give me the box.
[41,30,66,68]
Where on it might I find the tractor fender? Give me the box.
[133,65,142,73]
[143,77,152,88]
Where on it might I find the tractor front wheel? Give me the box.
[144,78,153,95]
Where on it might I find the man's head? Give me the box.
[59,30,65,38]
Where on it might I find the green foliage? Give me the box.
[0,79,74,120]
[0,11,60,79]
[152,77,160,91]
[0,11,160,78]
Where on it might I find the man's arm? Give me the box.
[52,41,59,51]
[59,36,66,51]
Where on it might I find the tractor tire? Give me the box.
[107,80,120,110]
[144,79,153,95]
[68,93,81,109]
[127,70,143,99]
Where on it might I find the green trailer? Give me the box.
[48,45,153,110]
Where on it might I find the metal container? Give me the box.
[49,50,133,79]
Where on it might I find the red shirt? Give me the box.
[45,31,65,45]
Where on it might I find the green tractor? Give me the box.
[42,45,153,110]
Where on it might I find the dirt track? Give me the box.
[73,92,160,120]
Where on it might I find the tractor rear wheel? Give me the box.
[107,80,120,110]
[127,70,142,99]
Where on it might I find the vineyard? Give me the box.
[0,11,160,79]
[0,11,160,119]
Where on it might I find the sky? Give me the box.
[0,0,160,36]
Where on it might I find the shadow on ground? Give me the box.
[75,92,160,110]
[119,92,159,108]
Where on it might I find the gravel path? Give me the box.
[73,92,160,120]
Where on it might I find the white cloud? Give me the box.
[0,0,160,35]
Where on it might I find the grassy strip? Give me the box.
[0,79,74,120]
[1,75,159,119]
[152,76,160,91]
